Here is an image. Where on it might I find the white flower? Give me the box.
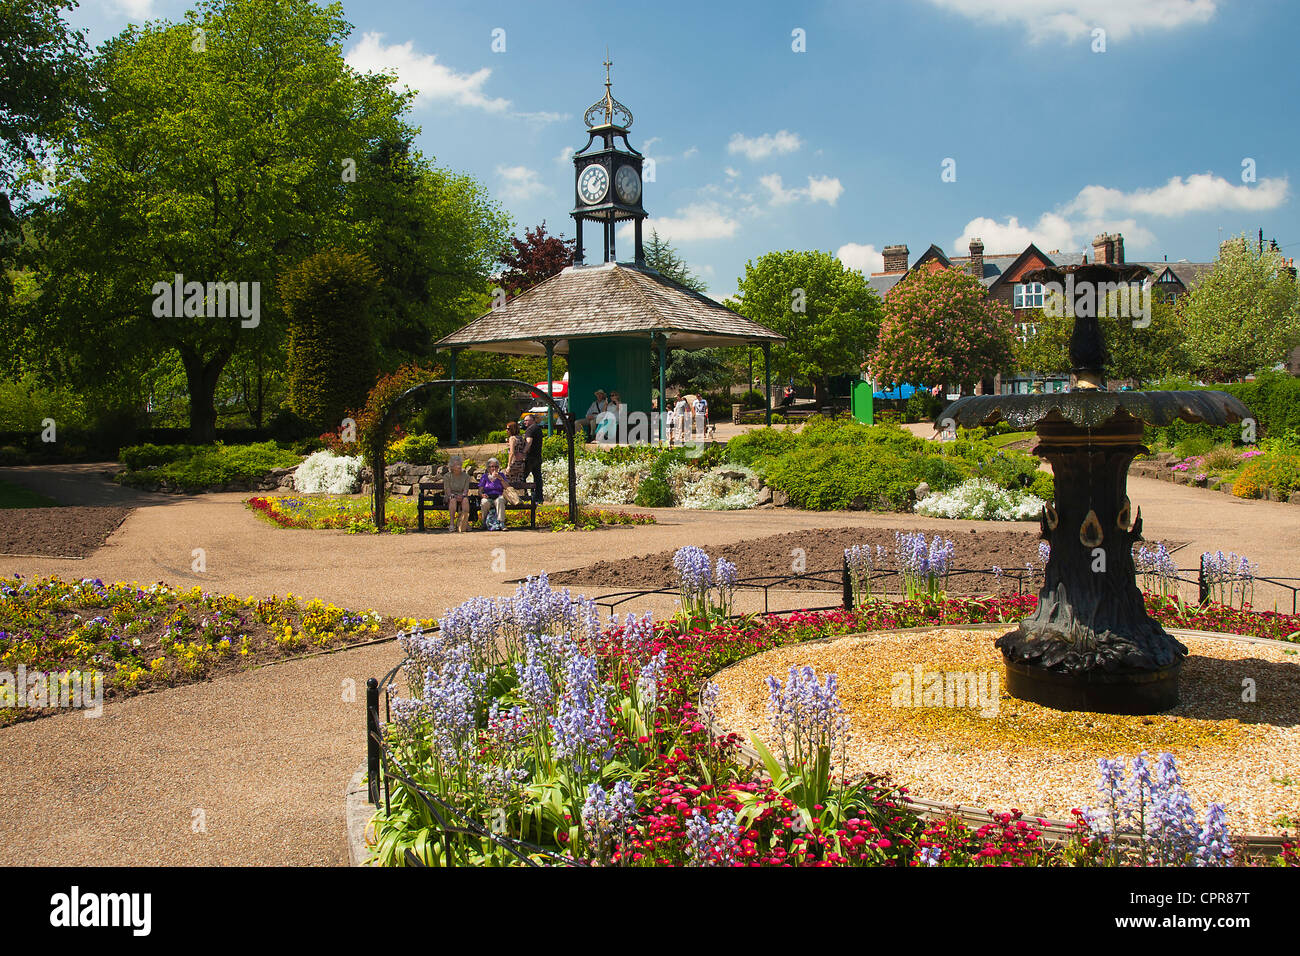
[913,478,1044,521]
[294,451,364,495]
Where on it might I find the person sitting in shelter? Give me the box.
[579,389,609,441]
[479,458,508,530]
[444,456,472,533]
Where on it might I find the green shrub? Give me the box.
[1028,470,1055,502]
[482,429,508,444]
[724,426,798,467]
[387,432,445,466]
[633,475,673,507]
[118,443,203,470]
[282,248,381,432]
[0,445,30,466]
[740,389,766,409]
[118,441,300,490]
[1173,435,1216,459]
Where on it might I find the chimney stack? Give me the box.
[1092,233,1116,265]
[968,238,984,279]
[882,244,909,273]
[1113,233,1124,264]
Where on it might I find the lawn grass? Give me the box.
[0,478,57,509]
[987,430,1036,448]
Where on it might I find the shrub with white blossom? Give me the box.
[294,450,364,495]
[913,477,1044,521]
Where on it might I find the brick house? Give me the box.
[865,232,1266,392]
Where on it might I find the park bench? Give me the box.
[416,475,538,531]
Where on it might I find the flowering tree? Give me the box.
[870,268,1015,392]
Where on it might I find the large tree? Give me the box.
[734,249,881,403]
[1178,235,1300,382]
[1013,290,1188,385]
[0,0,89,222]
[18,0,506,440]
[870,267,1014,392]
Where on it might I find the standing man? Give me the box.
[523,412,545,503]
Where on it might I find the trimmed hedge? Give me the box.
[283,248,381,433]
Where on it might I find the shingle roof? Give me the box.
[1133,261,1215,288]
[434,262,785,356]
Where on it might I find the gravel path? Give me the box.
[0,465,1297,865]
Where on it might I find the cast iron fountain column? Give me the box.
[997,411,1186,713]
[936,262,1252,715]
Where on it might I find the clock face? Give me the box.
[614,164,641,204]
[577,163,609,204]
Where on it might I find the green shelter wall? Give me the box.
[568,336,653,421]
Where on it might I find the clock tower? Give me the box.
[571,56,647,265]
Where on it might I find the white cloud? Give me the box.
[836,243,885,274]
[728,130,803,161]
[921,0,1217,42]
[111,0,155,17]
[345,33,563,123]
[555,146,575,167]
[620,203,738,243]
[682,146,699,159]
[760,173,844,206]
[1064,173,1289,218]
[724,167,740,179]
[954,171,1287,257]
[346,33,507,112]
[495,165,549,202]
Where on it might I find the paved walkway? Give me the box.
[0,464,1297,864]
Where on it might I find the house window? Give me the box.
[1013,282,1045,309]
[1016,321,1036,344]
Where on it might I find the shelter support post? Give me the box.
[544,340,555,436]
[657,334,667,446]
[763,342,772,427]
[449,349,459,447]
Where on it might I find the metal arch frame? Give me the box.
[371,378,578,529]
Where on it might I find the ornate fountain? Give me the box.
[939,263,1253,714]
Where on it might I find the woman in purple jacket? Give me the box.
[478,458,508,530]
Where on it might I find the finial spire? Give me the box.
[584,53,633,130]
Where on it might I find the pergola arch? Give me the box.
[369,378,578,529]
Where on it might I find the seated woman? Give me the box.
[444,456,472,533]
[478,457,508,531]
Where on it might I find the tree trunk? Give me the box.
[180,349,229,443]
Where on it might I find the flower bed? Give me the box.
[245,495,655,532]
[370,559,1299,867]
[0,575,409,726]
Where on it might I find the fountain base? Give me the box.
[1003,656,1183,714]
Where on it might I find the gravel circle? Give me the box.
[713,627,1300,837]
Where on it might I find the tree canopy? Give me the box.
[734,249,881,402]
[12,0,508,440]
[870,267,1015,391]
[497,221,574,296]
[1178,235,1300,382]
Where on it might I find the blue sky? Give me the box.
[74,0,1299,297]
